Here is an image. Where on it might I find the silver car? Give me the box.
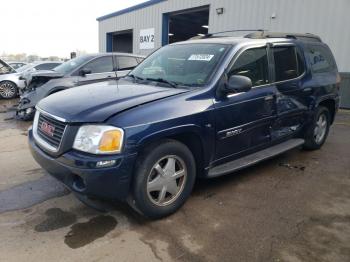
[0,60,62,99]
[17,53,144,120]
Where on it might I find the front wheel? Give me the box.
[0,81,18,99]
[303,106,330,150]
[131,140,196,219]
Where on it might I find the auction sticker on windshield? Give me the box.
[188,54,214,61]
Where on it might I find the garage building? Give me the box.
[97,0,350,108]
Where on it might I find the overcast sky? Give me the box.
[0,0,147,58]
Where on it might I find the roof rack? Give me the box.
[244,31,322,42]
[190,29,265,40]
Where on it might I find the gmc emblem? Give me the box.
[40,121,55,137]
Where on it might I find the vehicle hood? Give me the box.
[37,79,188,123]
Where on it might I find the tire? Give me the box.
[303,106,330,150]
[0,81,18,99]
[131,139,196,219]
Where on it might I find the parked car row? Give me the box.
[28,32,341,218]
[0,60,61,99]
[16,53,144,120]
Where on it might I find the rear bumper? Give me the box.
[28,129,137,201]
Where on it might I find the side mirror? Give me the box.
[224,75,252,94]
[80,68,92,76]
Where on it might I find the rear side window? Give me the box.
[273,46,304,82]
[228,47,269,86]
[83,56,114,74]
[306,44,335,73]
[118,56,139,70]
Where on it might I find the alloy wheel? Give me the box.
[146,155,187,206]
[314,113,327,144]
[0,82,16,98]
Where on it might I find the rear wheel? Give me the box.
[303,106,330,150]
[131,140,196,219]
[0,81,18,99]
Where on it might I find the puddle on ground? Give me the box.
[35,208,77,232]
[64,215,117,249]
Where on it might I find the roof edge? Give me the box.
[97,0,167,22]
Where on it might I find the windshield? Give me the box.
[130,43,229,87]
[53,55,94,75]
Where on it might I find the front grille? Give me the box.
[36,113,66,149]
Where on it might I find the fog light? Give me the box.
[96,160,116,168]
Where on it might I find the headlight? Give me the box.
[73,125,124,154]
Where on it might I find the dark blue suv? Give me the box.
[28,32,340,219]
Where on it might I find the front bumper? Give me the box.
[28,129,137,201]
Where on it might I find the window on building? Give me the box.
[83,56,114,74]
[228,47,269,86]
[117,56,139,70]
[306,44,335,73]
[273,46,305,82]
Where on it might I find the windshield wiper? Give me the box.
[126,74,144,81]
[145,77,178,88]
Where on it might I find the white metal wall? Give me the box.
[98,0,350,72]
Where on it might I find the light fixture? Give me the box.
[168,33,174,36]
[216,8,224,15]
[202,25,209,29]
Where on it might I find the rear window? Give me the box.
[273,46,305,82]
[35,63,60,70]
[306,44,336,73]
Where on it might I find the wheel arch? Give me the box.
[318,98,336,124]
[136,125,207,178]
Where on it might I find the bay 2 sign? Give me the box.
[140,28,155,50]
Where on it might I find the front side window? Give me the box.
[118,56,138,70]
[306,44,335,73]
[53,55,94,75]
[82,56,114,74]
[228,47,269,87]
[130,43,229,87]
[273,46,304,82]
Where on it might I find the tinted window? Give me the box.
[229,47,269,86]
[35,63,60,70]
[83,56,113,74]
[306,44,335,73]
[273,46,304,81]
[118,56,139,70]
